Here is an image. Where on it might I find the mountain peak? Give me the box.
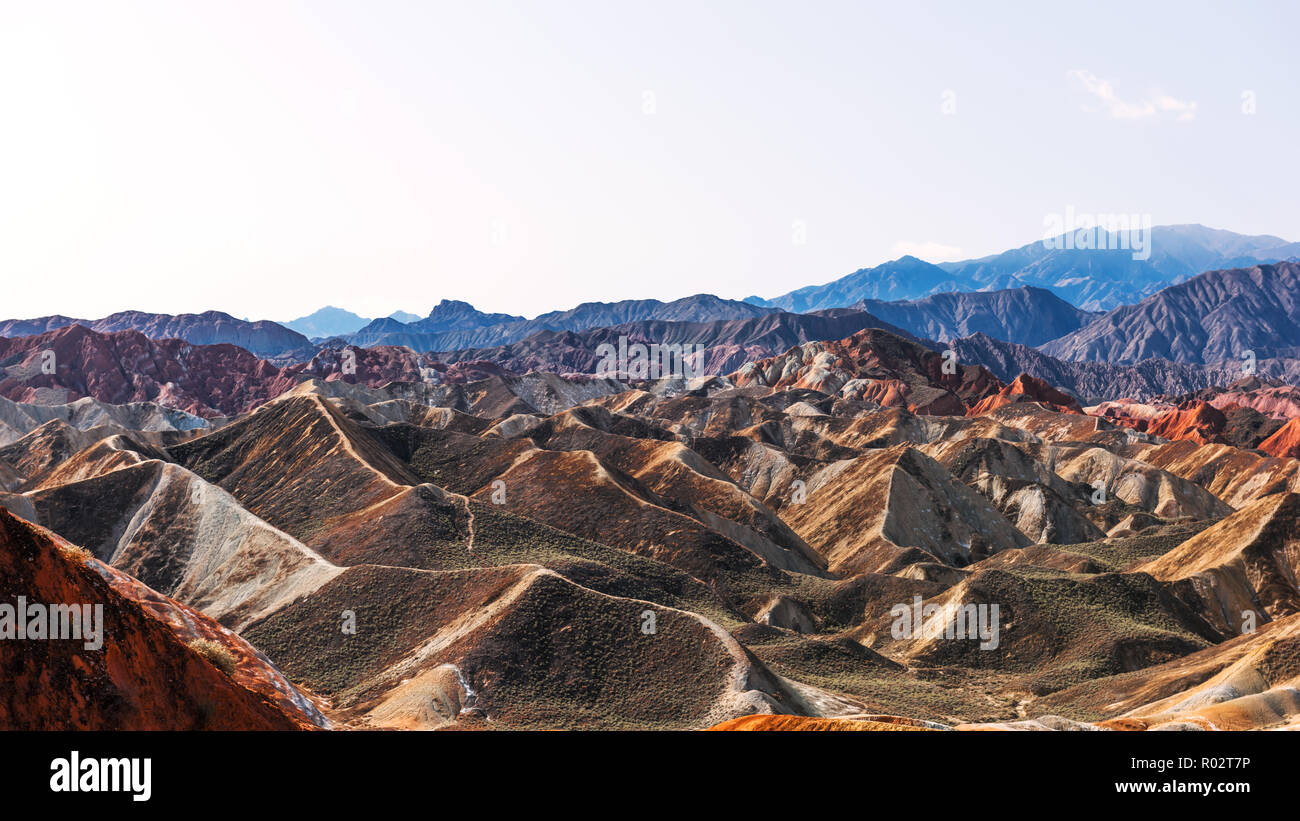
[283,306,372,341]
[429,298,478,314]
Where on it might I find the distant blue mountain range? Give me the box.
[746,224,1300,312]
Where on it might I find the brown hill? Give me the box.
[243,561,801,729]
[1136,492,1300,635]
[1036,612,1300,730]
[777,444,1031,574]
[1117,438,1300,510]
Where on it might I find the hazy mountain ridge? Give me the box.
[749,256,970,312]
[284,306,373,339]
[349,293,775,350]
[751,225,1299,313]
[941,224,1300,311]
[286,307,435,340]
[0,310,312,359]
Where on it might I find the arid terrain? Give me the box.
[4,256,1300,731]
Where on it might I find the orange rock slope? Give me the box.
[0,508,329,730]
[1144,401,1228,445]
[967,374,1082,416]
[1259,417,1300,458]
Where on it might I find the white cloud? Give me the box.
[1067,69,1197,121]
[891,241,964,262]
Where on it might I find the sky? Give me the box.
[1,0,1297,322]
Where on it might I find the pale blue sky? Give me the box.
[1,0,1296,320]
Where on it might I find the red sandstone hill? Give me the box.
[0,325,298,417]
[1190,377,1300,420]
[1088,396,1283,449]
[0,508,328,730]
[967,374,1082,416]
[1259,417,1300,458]
[0,325,532,420]
[1144,401,1229,445]
[729,328,1002,415]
